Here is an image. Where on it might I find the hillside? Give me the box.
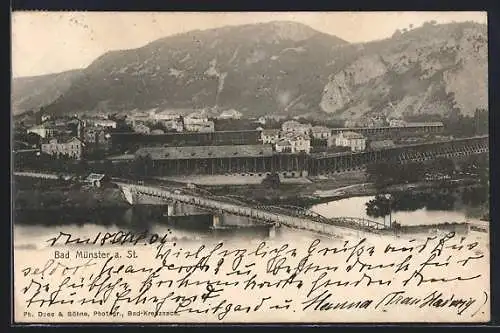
[12,69,83,115]
[319,21,487,122]
[16,20,487,121]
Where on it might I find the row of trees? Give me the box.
[366,187,488,225]
[15,151,157,181]
[366,161,428,189]
[365,195,393,227]
[404,108,488,138]
[14,153,93,176]
[366,153,489,189]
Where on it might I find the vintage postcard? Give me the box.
[11,11,490,323]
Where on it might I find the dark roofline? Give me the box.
[331,124,443,131]
[135,144,274,160]
[111,129,261,136]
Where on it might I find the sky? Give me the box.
[11,11,487,78]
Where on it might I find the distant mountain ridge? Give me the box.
[12,69,83,115]
[12,20,487,122]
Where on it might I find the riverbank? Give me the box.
[201,170,369,207]
[13,169,489,228]
[200,171,485,209]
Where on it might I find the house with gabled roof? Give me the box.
[84,173,109,188]
[41,136,85,159]
[334,131,366,152]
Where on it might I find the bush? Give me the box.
[262,173,281,189]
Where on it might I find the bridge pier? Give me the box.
[269,224,278,239]
[212,211,224,229]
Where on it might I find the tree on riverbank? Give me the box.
[262,172,281,189]
[365,194,392,227]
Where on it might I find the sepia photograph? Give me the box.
[11,11,490,323]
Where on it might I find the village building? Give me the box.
[41,114,52,123]
[92,119,117,129]
[184,118,215,132]
[94,112,110,119]
[83,173,110,188]
[261,129,281,144]
[196,121,215,132]
[256,116,267,125]
[275,138,294,153]
[358,117,385,128]
[282,120,312,136]
[265,115,288,121]
[311,126,331,140]
[146,109,158,118]
[132,123,151,134]
[217,109,243,120]
[287,133,311,154]
[153,110,181,121]
[83,127,111,151]
[162,118,184,132]
[183,111,213,132]
[41,137,84,159]
[333,131,366,152]
[27,125,55,139]
[276,133,311,154]
[389,118,407,127]
[369,139,396,150]
[186,110,208,120]
[125,112,151,126]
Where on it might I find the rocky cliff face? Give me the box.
[13,21,487,121]
[443,26,488,116]
[319,21,487,121]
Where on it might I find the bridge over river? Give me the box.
[117,182,387,236]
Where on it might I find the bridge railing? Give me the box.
[126,184,389,231]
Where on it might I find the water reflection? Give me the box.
[312,187,487,227]
[388,187,488,212]
[15,206,159,231]
[13,205,276,244]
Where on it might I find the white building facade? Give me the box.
[281,120,312,136]
[311,126,331,139]
[261,129,281,144]
[275,133,311,154]
[27,125,54,139]
[92,119,117,129]
[41,137,84,159]
[334,131,366,152]
[217,109,243,120]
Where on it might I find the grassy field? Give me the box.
[199,170,370,207]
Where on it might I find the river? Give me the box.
[311,195,486,227]
[13,186,489,249]
[13,206,341,250]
